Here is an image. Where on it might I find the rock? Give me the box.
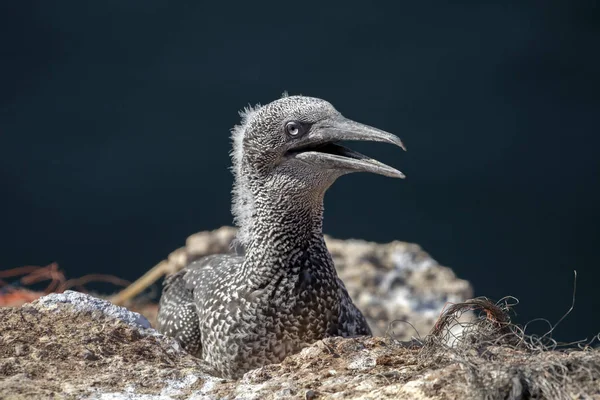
[0,292,219,399]
[36,290,152,330]
[4,231,595,399]
[322,236,473,339]
[2,286,599,399]
[156,227,474,339]
[209,334,600,399]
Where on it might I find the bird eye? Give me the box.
[285,121,303,137]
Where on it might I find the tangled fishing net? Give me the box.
[408,295,600,400]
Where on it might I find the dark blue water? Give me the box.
[1,1,598,342]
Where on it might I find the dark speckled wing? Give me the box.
[156,254,236,357]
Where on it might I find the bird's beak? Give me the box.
[288,116,406,178]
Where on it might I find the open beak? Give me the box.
[287,116,406,178]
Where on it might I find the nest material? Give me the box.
[412,297,600,400]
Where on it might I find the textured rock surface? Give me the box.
[5,230,595,399]
[1,292,599,399]
[156,227,473,339]
[37,291,152,330]
[0,291,218,400]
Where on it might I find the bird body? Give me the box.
[157,95,405,378]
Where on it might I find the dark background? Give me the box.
[1,1,598,341]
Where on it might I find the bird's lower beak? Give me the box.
[288,117,406,178]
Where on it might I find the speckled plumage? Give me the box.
[157,95,405,379]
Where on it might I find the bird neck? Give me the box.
[239,189,334,282]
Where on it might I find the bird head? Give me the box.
[232,95,405,188]
[230,94,406,247]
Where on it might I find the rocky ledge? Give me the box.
[1,231,598,399]
[1,291,598,400]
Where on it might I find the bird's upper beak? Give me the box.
[287,116,406,178]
